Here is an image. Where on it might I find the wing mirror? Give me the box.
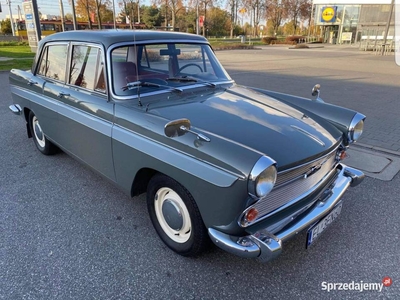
[311,84,324,103]
[164,119,210,142]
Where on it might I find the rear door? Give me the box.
[34,42,69,141]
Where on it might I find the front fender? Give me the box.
[249,87,365,145]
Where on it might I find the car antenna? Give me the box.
[132,26,142,107]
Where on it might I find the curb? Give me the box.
[353,142,400,157]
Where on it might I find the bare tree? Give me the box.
[243,0,266,36]
[227,0,239,38]
[266,0,286,35]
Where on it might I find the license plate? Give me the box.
[307,202,343,247]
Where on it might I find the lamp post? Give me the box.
[196,1,199,35]
[7,0,16,36]
[112,0,117,29]
[381,0,395,55]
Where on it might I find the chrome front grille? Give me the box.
[252,148,338,221]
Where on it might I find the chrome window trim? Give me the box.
[347,112,366,143]
[65,42,108,96]
[35,41,70,85]
[110,80,234,101]
[107,40,232,100]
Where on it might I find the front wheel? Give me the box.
[147,174,209,257]
[28,111,57,155]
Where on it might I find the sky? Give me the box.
[0,0,152,21]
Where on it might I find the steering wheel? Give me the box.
[178,63,203,74]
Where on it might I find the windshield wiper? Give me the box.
[122,81,182,93]
[166,76,216,88]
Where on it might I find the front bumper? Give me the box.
[208,164,364,262]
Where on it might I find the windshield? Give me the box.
[111,42,232,97]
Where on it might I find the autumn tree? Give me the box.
[206,7,231,36]
[152,0,185,29]
[266,0,286,36]
[242,0,266,36]
[74,0,111,28]
[75,0,93,28]
[283,0,311,34]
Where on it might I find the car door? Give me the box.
[32,42,69,141]
[55,43,115,181]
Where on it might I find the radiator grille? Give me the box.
[253,148,338,220]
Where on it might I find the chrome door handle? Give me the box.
[27,79,38,86]
[57,91,70,98]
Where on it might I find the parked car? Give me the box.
[9,30,365,262]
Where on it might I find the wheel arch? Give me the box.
[131,167,158,197]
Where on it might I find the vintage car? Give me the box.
[9,30,365,262]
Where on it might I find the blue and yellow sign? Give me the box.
[321,6,337,23]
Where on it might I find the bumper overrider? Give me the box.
[208,164,364,262]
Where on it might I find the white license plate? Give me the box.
[307,202,343,247]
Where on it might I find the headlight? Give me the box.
[255,165,277,197]
[248,156,277,198]
[348,113,365,143]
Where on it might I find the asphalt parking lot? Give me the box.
[1,45,399,299]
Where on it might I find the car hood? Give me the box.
[147,85,342,171]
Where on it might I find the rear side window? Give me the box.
[69,45,105,93]
[37,44,68,81]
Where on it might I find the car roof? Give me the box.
[40,30,209,48]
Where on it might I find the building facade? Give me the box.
[313,0,396,46]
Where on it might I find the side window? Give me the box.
[69,45,105,93]
[37,44,68,81]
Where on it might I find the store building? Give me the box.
[313,0,396,48]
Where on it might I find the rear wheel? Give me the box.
[147,174,209,256]
[28,111,57,155]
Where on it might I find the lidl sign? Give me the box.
[321,6,337,23]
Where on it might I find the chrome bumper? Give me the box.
[208,164,364,262]
[9,104,22,115]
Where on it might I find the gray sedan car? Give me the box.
[9,30,365,262]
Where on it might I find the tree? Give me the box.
[243,0,266,36]
[152,0,185,29]
[283,0,311,35]
[1,19,12,35]
[141,5,163,28]
[266,0,286,36]
[75,0,96,28]
[206,7,231,36]
[227,0,239,38]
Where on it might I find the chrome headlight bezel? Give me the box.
[248,156,277,199]
[347,112,366,144]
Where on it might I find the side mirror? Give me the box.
[311,84,324,103]
[311,84,320,97]
[164,118,210,142]
[164,119,191,138]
